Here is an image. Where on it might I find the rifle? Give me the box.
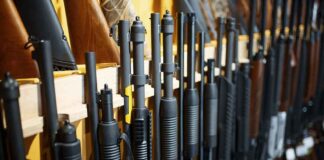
[130,17,152,160]
[174,0,211,42]
[183,13,199,159]
[64,0,120,64]
[0,0,37,78]
[198,32,205,160]
[159,10,178,160]
[0,73,25,160]
[218,17,236,160]
[97,84,132,160]
[32,40,81,160]
[203,59,218,160]
[176,12,185,160]
[85,52,100,160]
[150,13,161,160]
[13,0,77,70]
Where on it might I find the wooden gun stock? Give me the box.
[0,0,37,79]
[249,60,264,138]
[64,0,120,64]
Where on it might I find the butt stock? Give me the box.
[64,0,120,64]
[0,0,37,79]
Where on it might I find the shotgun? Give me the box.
[176,12,185,160]
[183,13,199,159]
[198,32,205,160]
[292,0,312,144]
[0,0,37,78]
[150,13,161,160]
[0,73,25,160]
[130,17,152,160]
[98,84,125,160]
[174,0,211,42]
[218,17,236,160]
[117,20,132,159]
[203,59,218,160]
[282,0,298,148]
[160,10,178,160]
[85,52,100,160]
[64,0,120,64]
[32,40,81,160]
[247,0,265,158]
[235,63,251,160]
[14,0,77,70]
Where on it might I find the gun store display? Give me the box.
[1,0,323,159]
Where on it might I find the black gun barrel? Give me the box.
[150,13,161,160]
[98,84,121,160]
[247,0,257,60]
[183,12,199,159]
[216,17,226,70]
[198,32,205,160]
[32,40,59,159]
[130,16,152,160]
[14,0,77,70]
[203,59,218,160]
[85,52,100,160]
[0,73,25,160]
[160,10,178,160]
[177,12,185,160]
[271,0,280,45]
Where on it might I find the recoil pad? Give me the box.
[203,83,218,149]
[160,97,178,160]
[98,120,121,160]
[183,88,199,158]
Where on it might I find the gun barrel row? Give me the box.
[0,0,323,159]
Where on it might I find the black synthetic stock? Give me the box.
[98,84,121,160]
[160,11,178,160]
[14,0,77,70]
[130,17,152,160]
[183,13,199,159]
[85,52,100,160]
[198,32,205,160]
[0,73,25,160]
[174,0,211,42]
[32,40,59,159]
[150,13,161,160]
[177,12,185,160]
[204,59,218,160]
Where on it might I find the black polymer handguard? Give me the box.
[14,0,77,70]
[0,73,25,160]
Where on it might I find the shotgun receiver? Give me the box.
[218,18,236,160]
[32,40,81,160]
[64,0,120,64]
[0,73,25,160]
[159,11,178,160]
[130,17,152,160]
[0,0,37,78]
[14,0,77,70]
